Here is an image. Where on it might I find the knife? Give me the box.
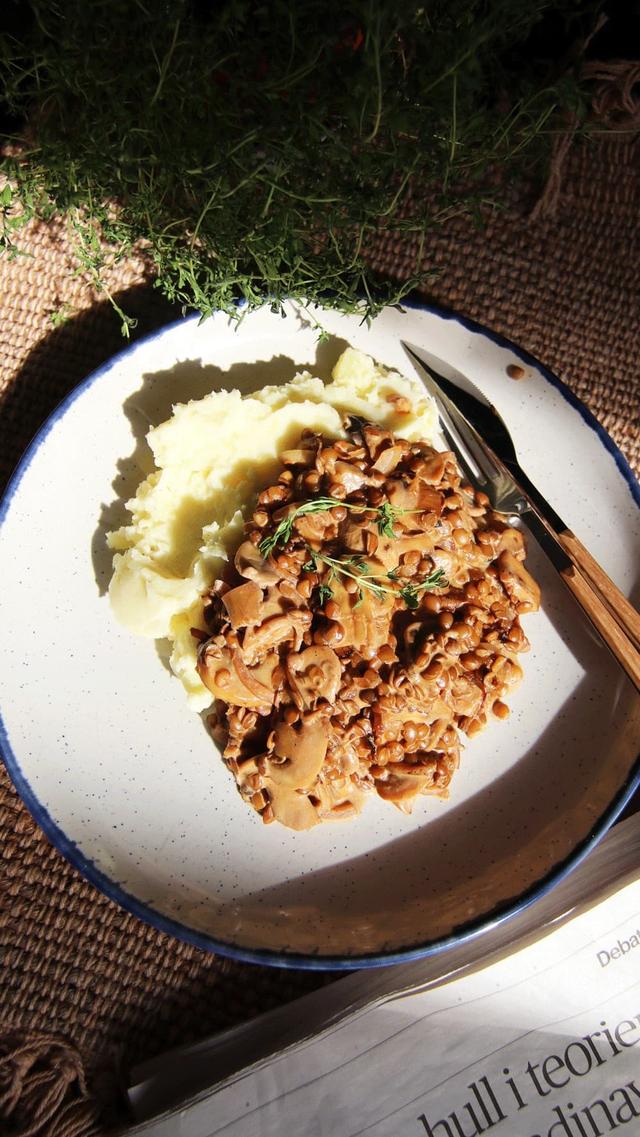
[401,340,640,686]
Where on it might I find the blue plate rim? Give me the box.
[0,299,638,971]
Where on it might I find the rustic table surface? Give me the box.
[1,134,638,1134]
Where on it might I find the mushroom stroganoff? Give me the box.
[195,417,540,830]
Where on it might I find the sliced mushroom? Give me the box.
[411,480,445,515]
[497,527,526,560]
[234,541,281,586]
[263,717,328,789]
[372,444,404,475]
[314,777,368,820]
[250,583,290,623]
[323,800,359,819]
[233,754,260,788]
[242,611,312,664]
[280,448,315,467]
[341,518,374,555]
[387,478,443,517]
[403,620,430,659]
[431,747,460,796]
[497,550,541,612]
[286,646,341,709]
[374,531,435,572]
[261,781,322,830]
[375,773,435,809]
[417,452,447,484]
[362,424,392,460]
[197,643,277,709]
[221,580,263,628]
[231,650,278,702]
[325,579,392,652]
[332,460,368,493]
[294,510,336,543]
[449,674,483,718]
[276,579,307,609]
[382,758,439,778]
[386,478,419,512]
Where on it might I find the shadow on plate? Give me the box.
[0,284,181,495]
[182,549,640,957]
[91,334,350,595]
[86,320,640,877]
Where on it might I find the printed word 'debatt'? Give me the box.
[597,929,640,968]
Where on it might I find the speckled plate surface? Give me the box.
[0,300,639,969]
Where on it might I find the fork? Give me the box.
[402,342,640,693]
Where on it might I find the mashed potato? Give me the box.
[108,347,438,709]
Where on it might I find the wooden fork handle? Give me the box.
[559,530,640,653]
[561,563,640,692]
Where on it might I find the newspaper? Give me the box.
[126,813,640,1137]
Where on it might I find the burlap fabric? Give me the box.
[1,133,639,1135]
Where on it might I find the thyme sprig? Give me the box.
[258,497,351,557]
[258,492,446,608]
[258,495,421,558]
[398,575,448,609]
[303,549,447,610]
[377,501,401,539]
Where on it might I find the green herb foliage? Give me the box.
[259,497,352,557]
[377,501,400,538]
[309,551,447,609]
[0,1,596,330]
[278,515,447,609]
[258,494,427,559]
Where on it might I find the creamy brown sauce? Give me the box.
[194,418,540,830]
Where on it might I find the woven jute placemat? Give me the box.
[1,132,639,1135]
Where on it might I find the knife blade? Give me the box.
[401,339,640,660]
[402,341,567,534]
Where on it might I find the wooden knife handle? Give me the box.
[559,530,640,653]
[561,562,640,692]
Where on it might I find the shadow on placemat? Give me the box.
[0,287,336,1133]
[1,138,638,1129]
[0,285,180,493]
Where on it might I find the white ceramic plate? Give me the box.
[1,301,638,969]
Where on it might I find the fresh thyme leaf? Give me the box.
[377,502,398,538]
[310,548,444,608]
[367,580,386,600]
[399,569,448,609]
[296,497,345,513]
[425,569,448,589]
[258,517,294,558]
[260,498,343,558]
[348,556,369,574]
[400,586,421,610]
[258,532,279,558]
[257,485,448,607]
[317,581,334,605]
